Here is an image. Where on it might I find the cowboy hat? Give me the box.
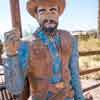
[27,0,65,17]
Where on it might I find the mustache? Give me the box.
[43,19,57,24]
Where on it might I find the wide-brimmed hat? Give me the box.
[27,0,66,17]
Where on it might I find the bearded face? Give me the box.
[36,5,59,33]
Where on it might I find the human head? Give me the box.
[27,0,66,33]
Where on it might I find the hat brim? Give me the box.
[27,0,65,17]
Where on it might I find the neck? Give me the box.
[39,26,57,37]
[42,27,57,36]
[45,32,56,37]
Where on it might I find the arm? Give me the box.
[3,54,25,95]
[3,30,30,99]
[3,41,30,97]
[20,77,30,100]
[69,36,85,100]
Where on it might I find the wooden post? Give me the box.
[97,0,100,38]
[0,40,3,64]
[9,0,22,37]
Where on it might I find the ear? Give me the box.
[34,13,38,18]
[34,14,40,23]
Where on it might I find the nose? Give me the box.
[45,13,52,20]
[45,8,53,16]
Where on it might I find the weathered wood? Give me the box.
[0,87,15,100]
[80,68,100,92]
[97,0,100,38]
[9,0,22,37]
[79,50,100,56]
[0,40,3,64]
[80,67,100,75]
[83,83,100,92]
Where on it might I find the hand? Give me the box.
[4,29,20,56]
[55,82,65,89]
[84,92,93,100]
[48,82,65,94]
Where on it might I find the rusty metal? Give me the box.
[79,50,100,56]
[9,0,22,37]
[80,68,100,75]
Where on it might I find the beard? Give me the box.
[40,19,58,35]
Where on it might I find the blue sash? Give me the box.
[18,41,29,75]
[37,32,63,84]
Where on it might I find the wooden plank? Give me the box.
[83,83,100,92]
[6,90,11,100]
[0,75,4,85]
[0,88,15,100]
[80,67,100,75]
[0,89,4,100]
[9,0,22,37]
[0,41,3,64]
[79,50,100,56]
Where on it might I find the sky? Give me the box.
[0,0,98,40]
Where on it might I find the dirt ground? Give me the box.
[81,79,100,100]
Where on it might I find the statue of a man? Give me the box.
[3,0,85,100]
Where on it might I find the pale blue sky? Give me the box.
[0,0,98,40]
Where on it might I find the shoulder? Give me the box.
[57,29,77,43]
[21,35,43,50]
[20,35,39,47]
[20,35,36,43]
[57,29,73,40]
[57,29,73,43]
[17,36,35,55]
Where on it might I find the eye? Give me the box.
[37,8,46,15]
[50,8,57,11]
[50,7,58,14]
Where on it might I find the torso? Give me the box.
[27,30,74,99]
